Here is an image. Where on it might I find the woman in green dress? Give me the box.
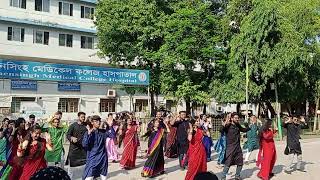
[243,115,260,163]
[43,116,68,168]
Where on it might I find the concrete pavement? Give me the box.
[67,138,320,180]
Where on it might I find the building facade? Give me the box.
[0,0,157,121]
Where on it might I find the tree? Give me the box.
[159,0,224,114]
[95,0,170,115]
[211,0,320,116]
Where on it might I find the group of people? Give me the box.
[0,110,309,180]
[214,113,308,180]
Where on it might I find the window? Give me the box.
[58,98,79,113]
[11,97,36,113]
[8,27,25,42]
[135,99,148,112]
[59,2,73,16]
[100,99,116,112]
[10,0,26,9]
[59,34,73,47]
[81,36,94,49]
[33,30,49,45]
[81,6,94,19]
[35,0,50,12]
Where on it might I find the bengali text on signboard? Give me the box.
[0,59,149,86]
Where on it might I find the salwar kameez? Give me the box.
[119,125,139,169]
[82,128,116,179]
[142,129,165,177]
[106,126,119,161]
[44,126,67,163]
[185,128,207,180]
[214,132,226,165]
[257,130,276,180]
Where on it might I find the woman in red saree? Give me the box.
[17,126,53,180]
[256,119,277,180]
[185,119,207,180]
[119,118,139,169]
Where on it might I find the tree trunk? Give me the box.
[313,97,318,132]
[186,98,191,115]
[236,103,241,114]
[150,90,156,117]
[129,94,133,112]
[203,104,207,115]
[265,101,276,118]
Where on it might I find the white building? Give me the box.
[0,0,253,121]
[0,0,156,121]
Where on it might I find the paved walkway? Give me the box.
[68,138,320,180]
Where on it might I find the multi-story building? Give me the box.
[0,0,155,121]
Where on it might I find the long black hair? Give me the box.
[259,119,273,138]
[24,125,43,159]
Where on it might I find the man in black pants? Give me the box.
[221,113,250,180]
[171,111,191,170]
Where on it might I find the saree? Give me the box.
[165,125,178,158]
[119,125,139,169]
[185,128,207,180]
[142,129,165,177]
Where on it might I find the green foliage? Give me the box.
[211,0,320,103]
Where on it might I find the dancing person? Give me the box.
[44,116,67,168]
[4,118,28,180]
[25,114,37,130]
[221,113,250,180]
[105,114,120,163]
[201,115,213,162]
[171,111,191,170]
[66,112,87,178]
[256,119,277,180]
[0,128,7,166]
[82,115,116,180]
[214,114,229,168]
[165,115,178,158]
[283,115,308,174]
[119,117,140,169]
[185,118,207,180]
[243,115,260,163]
[141,119,170,178]
[17,125,53,180]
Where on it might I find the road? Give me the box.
[67,138,320,180]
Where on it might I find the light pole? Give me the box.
[245,56,249,122]
[271,82,282,140]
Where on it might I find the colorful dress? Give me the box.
[243,123,260,152]
[214,131,226,165]
[185,128,207,180]
[0,137,7,162]
[119,125,139,169]
[19,138,47,180]
[82,128,115,179]
[165,125,178,158]
[256,130,277,180]
[106,125,119,161]
[44,126,67,162]
[142,128,165,177]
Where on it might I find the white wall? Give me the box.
[0,0,96,30]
